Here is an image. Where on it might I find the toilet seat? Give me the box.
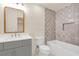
[39,45,50,51]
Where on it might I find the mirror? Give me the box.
[4,7,25,33]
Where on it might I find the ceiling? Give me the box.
[37,3,71,11]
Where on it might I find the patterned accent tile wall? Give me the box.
[45,8,56,44]
[56,4,79,46]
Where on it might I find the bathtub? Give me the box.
[47,40,79,56]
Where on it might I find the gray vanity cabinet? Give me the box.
[15,46,32,56]
[0,39,32,56]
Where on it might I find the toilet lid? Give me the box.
[39,45,50,51]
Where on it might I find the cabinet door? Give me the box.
[0,43,3,51]
[15,47,32,56]
[0,50,16,56]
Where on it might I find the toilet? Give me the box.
[35,36,50,56]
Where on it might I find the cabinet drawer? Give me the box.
[0,43,3,51]
[22,39,32,47]
[4,41,22,49]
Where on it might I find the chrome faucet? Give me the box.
[15,33,20,38]
[11,33,17,38]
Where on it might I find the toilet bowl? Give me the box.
[39,45,50,56]
[35,36,50,56]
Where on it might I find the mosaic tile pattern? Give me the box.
[45,8,56,44]
[56,4,79,46]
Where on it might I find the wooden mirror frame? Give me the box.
[4,7,25,33]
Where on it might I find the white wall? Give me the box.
[24,4,45,55]
[0,4,2,33]
[0,4,4,33]
[24,4,45,38]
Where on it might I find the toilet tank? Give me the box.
[35,36,45,46]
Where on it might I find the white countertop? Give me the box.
[0,34,32,43]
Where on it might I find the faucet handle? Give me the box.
[15,33,16,37]
[11,34,14,37]
[18,33,20,37]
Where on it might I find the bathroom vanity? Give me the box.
[0,35,32,56]
[2,6,32,56]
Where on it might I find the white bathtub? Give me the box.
[47,40,79,56]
